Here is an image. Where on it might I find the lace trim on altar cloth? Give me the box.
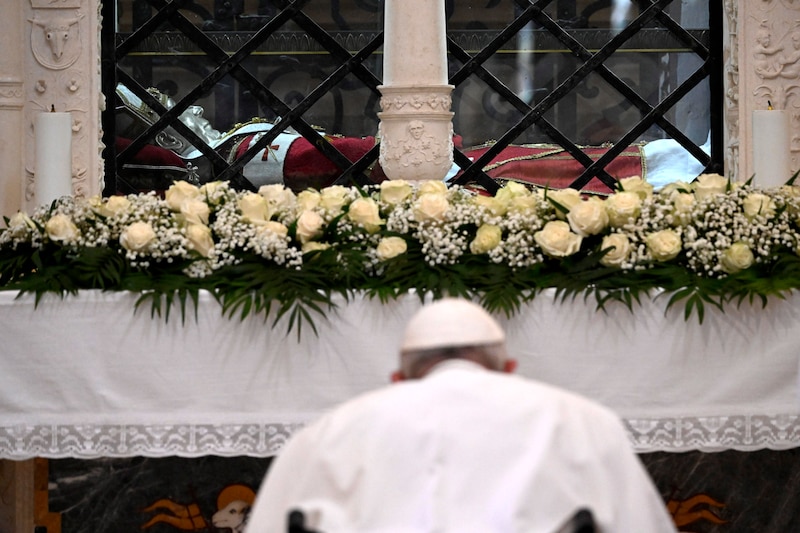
[625,414,800,453]
[1,415,799,459]
[0,423,306,459]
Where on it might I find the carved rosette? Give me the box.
[377,85,454,182]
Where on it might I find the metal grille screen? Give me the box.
[101,0,722,195]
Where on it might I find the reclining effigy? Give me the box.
[114,85,703,195]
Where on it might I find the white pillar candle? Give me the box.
[383,0,448,86]
[752,109,791,188]
[35,109,73,206]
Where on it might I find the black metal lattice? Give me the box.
[101,0,723,196]
[450,0,723,193]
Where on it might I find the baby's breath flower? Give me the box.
[4,179,800,324]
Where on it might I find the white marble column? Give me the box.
[0,0,26,216]
[378,0,454,182]
[382,0,449,86]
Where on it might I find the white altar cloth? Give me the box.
[1,289,799,459]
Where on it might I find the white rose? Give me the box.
[473,194,507,217]
[239,192,270,224]
[259,184,297,212]
[376,236,408,260]
[413,193,450,222]
[599,233,631,267]
[302,241,330,254]
[45,214,80,243]
[94,195,131,218]
[645,229,682,261]
[257,221,289,239]
[8,211,35,230]
[180,198,211,225]
[120,221,156,252]
[605,191,642,227]
[545,188,582,218]
[380,180,413,204]
[780,186,800,217]
[417,180,448,195]
[720,242,754,274]
[495,181,530,201]
[320,185,350,214]
[619,176,653,200]
[296,189,321,212]
[660,181,693,196]
[692,173,728,201]
[347,197,383,233]
[534,220,583,257]
[508,195,539,215]
[185,223,214,258]
[670,191,696,227]
[295,210,324,243]
[165,181,201,211]
[742,192,777,220]
[566,197,609,237]
[199,180,225,198]
[779,185,800,198]
[87,195,103,209]
[469,224,502,254]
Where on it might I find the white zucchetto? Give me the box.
[401,298,505,351]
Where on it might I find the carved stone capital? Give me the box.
[379,85,453,114]
[378,85,454,182]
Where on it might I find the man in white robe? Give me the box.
[246,298,677,533]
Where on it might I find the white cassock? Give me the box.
[246,360,677,533]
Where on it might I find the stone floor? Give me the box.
[44,449,800,532]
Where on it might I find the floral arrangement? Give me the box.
[2,174,800,336]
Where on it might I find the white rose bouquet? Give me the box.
[3,177,800,335]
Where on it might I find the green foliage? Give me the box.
[3,239,800,333]
[4,179,800,337]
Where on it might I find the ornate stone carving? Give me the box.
[31,0,81,8]
[749,5,800,175]
[379,119,453,176]
[751,19,800,80]
[0,78,24,110]
[31,71,86,114]
[26,68,88,202]
[755,0,800,12]
[29,11,83,70]
[753,22,785,80]
[380,93,452,113]
[378,85,454,181]
[724,0,740,179]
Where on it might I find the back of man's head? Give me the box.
[397,298,508,379]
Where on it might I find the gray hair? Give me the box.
[400,342,508,379]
